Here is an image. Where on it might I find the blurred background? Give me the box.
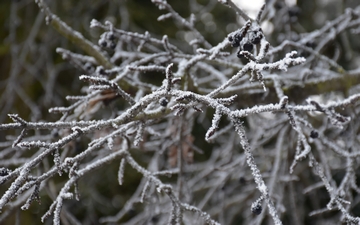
[1,0,360,224]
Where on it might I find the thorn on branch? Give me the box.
[74,182,80,201]
[256,4,266,23]
[171,104,186,116]
[41,201,57,223]
[137,31,151,52]
[166,63,174,92]
[152,0,168,10]
[256,40,270,62]
[162,35,173,55]
[118,158,126,185]
[71,126,83,134]
[158,12,172,21]
[8,114,27,126]
[107,137,114,150]
[54,149,63,176]
[279,96,289,109]
[12,128,27,148]
[140,179,152,203]
[21,183,41,210]
[216,95,238,105]
[205,109,222,141]
[69,162,79,179]
[134,123,145,147]
[175,93,196,102]
[192,106,203,112]
[308,99,350,129]
[171,77,181,84]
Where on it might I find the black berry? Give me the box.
[0,168,10,176]
[310,130,319,138]
[243,42,253,52]
[252,37,260,45]
[159,97,168,107]
[288,6,300,18]
[305,41,316,49]
[98,67,105,75]
[239,177,246,184]
[110,42,116,49]
[108,32,115,40]
[232,41,240,48]
[251,204,262,215]
[274,2,283,9]
[52,131,59,138]
[251,34,263,44]
[230,33,242,47]
[151,216,159,223]
[84,62,93,72]
[100,40,107,48]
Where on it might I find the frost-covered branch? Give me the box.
[1,1,360,224]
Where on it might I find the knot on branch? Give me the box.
[279,96,289,109]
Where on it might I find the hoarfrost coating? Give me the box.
[1,0,360,224]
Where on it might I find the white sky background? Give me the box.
[233,0,297,19]
[233,0,266,19]
[232,0,297,34]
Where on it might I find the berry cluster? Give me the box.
[228,23,263,58]
[310,130,319,139]
[99,32,117,50]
